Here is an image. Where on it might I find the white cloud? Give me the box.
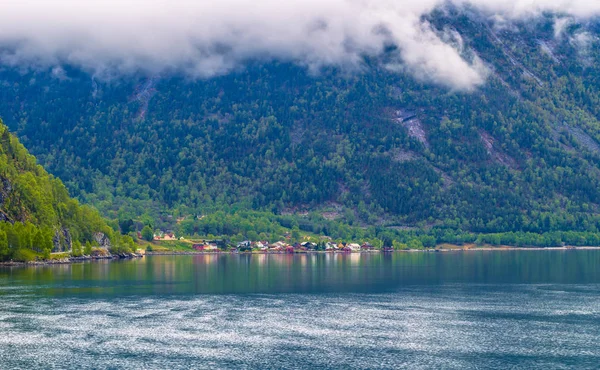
[0,0,599,90]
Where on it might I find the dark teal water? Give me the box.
[1,251,600,368]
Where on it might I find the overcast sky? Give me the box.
[0,0,599,90]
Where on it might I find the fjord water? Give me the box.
[1,251,600,368]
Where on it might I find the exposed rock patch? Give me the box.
[131,76,159,121]
[479,130,518,169]
[538,40,560,64]
[53,228,73,253]
[389,148,419,163]
[320,202,343,220]
[564,125,600,154]
[550,122,600,155]
[394,110,429,148]
[93,232,112,249]
[431,166,454,189]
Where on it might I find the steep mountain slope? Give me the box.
[0,119,116,260]
[2,11,600,234]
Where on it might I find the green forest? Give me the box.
[0,120,134,261]
[2,11,600,247]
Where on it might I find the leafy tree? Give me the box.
[141,226,154,242]
[84,241,92,255]
[382,236,393,248]
[407,239,424,250]
[72,240,83,257]
[0,230,8,260]
[119,219,135,234]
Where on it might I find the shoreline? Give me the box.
[0,253,144,267]
[146,245,600,256]
[3,246,600,267]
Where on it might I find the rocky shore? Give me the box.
[0,252,144,267]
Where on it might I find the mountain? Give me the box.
[2,10,600,237]
[0,119,125,261]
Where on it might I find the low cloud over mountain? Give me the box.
[1,0,599,89]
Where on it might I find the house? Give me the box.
[194,243,217,252]
[361,243,375,251]
[301,242,317,250]
[270,245,284,252]
[237,240,252,252]
[285,246,295,254]
[163,233,177,241]
[237,241,251,249]
[269,241,286,249]
[292,242,307,251]
[204,244,219,252]
[347,243,361,252]
[156,230,177,241]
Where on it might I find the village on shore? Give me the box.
[145,230,597,255]
[150,230,394,253]
[206,240,388,253]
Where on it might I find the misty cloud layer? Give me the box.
[1,0,599,90]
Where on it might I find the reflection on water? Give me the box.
[1,250,600,296]
[1,251,600,368]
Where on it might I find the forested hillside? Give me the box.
[0,119,124,261]
[2,10,600,236]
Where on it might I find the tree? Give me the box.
[84,241,93,255]
[0,128,12,156]
[392,240,408,250]
[420,235,437,248]
[407,239,424,250]
[6,226,19,252]
[0,230,8,261]
[247,230,259,241]
[72,240,83,257]
[119,219,135,234]
[32,230,45,253]
[382,236,393,248]
[141,225,154,242]
[291,226,301,242]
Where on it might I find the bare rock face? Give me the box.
[0,211,11,223]
[0,177,11,205]
[52,231,61,252]
[394,110,429,149]
[0,177,14,224]
[63,228,73,252]
[93,232,111,248]
[52,228,73,252]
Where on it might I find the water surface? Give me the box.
[1,251,599,368]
